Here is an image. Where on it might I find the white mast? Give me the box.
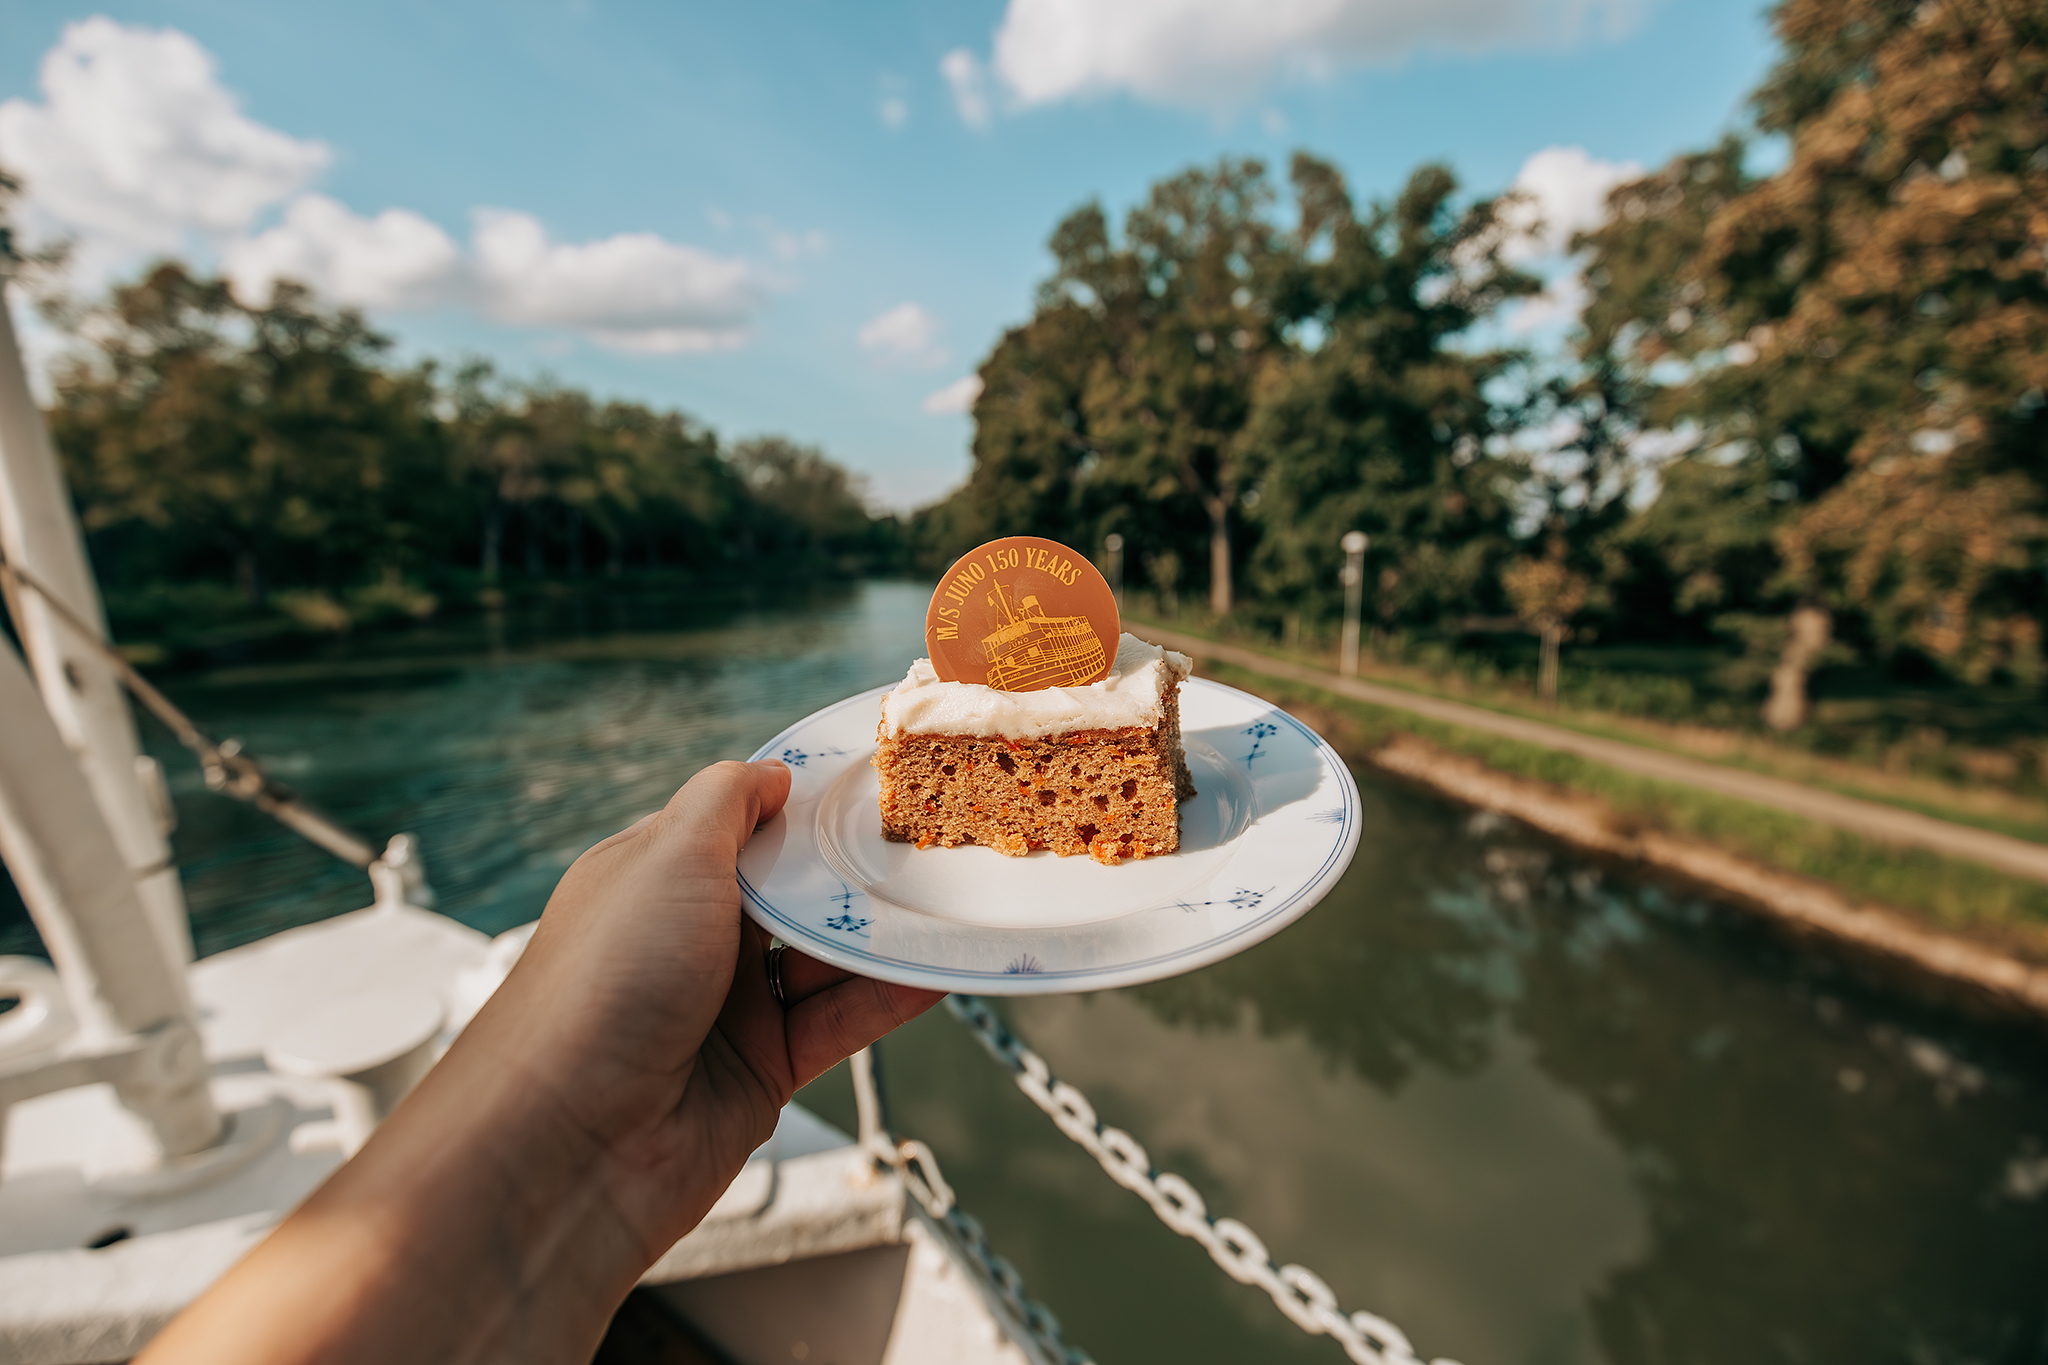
[0,261,219,1154]
[0,263,194,972]
[0,641,220,1153]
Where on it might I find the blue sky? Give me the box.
[0,1,1778,509]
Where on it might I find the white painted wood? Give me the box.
[1,896,1040,1365]
[649,1213,1031,1365]
[264,988,444,1154]
[0,640,219,1155]
[0,275,193,970]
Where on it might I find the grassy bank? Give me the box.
[1204,658,2048,951]
[1132,611,2048,848]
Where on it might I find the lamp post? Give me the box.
[1340,531,1368,677]
[1104,533,1124,610]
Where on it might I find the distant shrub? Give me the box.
[271,590,353,634]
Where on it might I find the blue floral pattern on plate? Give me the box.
[736,678,1361,996]
[1242,721,1281,767]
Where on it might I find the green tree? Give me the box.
[934,275,1113,560]
[1573,142,1833,717]
[731,435,872,560]
[1072,158,1286,614]
[1756,0,2048,689]
[1502,536,1592,703]
[1583,0,2048,721]
[42,261,883,620]
[48,265,443,604]
[1243,156,1537,637]
[938,158,1288,610]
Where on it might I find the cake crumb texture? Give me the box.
[875,682,1191,862]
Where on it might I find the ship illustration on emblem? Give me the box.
[979,579,1107,691]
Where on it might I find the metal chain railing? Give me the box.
[945,995,1464,1365]
[850,1047,1096,1365]
[12,524,1447,1363]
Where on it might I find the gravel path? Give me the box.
[1145,626,2048,887]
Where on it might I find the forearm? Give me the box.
[138,1019,667,1365]
[136,761,931,1364]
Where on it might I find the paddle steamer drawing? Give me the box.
[980,580,1107,689]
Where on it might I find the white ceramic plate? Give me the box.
[738,676,1361,995]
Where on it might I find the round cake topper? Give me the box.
[925,536,1121,691]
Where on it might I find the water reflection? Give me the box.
[864,786,2048,1364]
[1,579,929,959]
[7,581,2042,1363]
[1129,779,1505,1091]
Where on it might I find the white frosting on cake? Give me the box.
[882,632,1192,740]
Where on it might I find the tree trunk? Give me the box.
[524,506,545,577]
[566,507,585,578]
[1205,496,1232,615]
[1538,621,1562,704]
[606,536,623,577]
[481,501,502,583]
[234,549,263,608]
[1762,604,1832,732]
[1375,567,1400,657]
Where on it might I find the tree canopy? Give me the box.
[1576,0,2048,712]
[925,155,1538,631]
[39,263,890,629]
[15,0,2047,726]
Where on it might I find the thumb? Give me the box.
[649,759,793,867]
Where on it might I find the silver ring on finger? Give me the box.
[766,942,791,1009]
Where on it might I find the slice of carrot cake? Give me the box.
[875,634,1194,864]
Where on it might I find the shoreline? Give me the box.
[1198,672,2048,1028]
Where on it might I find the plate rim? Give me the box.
[739,675,1361,994]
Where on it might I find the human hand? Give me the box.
[471,757,944,1263]
[138,757,941,1365]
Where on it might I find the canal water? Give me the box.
[4,580,2043,1363]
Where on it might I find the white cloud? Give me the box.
[941,49,993,129]
[1499,145,1642,263]
[0,16,327,273]
[922,374,984,415]
[6,19,776,356]
[1494,145,1641,336]
[469,210,768,353]
[880,95,909,130]
[1506,271,1590,337]
[752,216,827,262]
[976,0,1649,114]
[229,203,772,352]
[224,195,462,311]
[858,301,949,368]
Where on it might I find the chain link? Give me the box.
[850,1046,1095,1365]
[946,995,1463,1365]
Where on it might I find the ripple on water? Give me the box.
[4,581,2044,1364]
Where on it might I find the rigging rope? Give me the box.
[0,545,383,868]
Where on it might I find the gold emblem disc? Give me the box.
[924,536,1120,691]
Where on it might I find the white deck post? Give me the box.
[0,272,194,972]
[0,639,220,1154]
